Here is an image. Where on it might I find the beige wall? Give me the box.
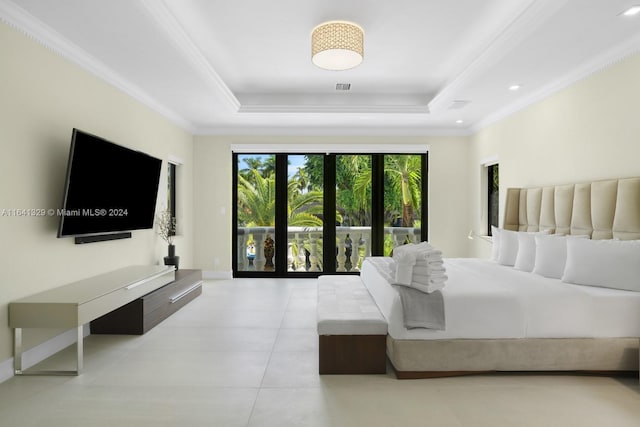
[468,53,640,257]
[193,135,471,274]
[0,22,194,362]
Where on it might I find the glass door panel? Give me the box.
[383,154,422,255]
[233,151,427,277]
[236,154,277,272]
[287,155,324,272]
[335,155,371,271]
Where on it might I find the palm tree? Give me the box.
[385,155,421,227]
[332,155,421,227]
[237,169,275,227]
[238,156,276,186]
[237,169,325,227]
[291,167,311,194]
[336,155,372,226]
[287,179,324,226]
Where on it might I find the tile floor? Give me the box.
[0,278,639,426]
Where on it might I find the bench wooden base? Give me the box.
[319,335,386,374]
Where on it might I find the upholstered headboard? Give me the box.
[503,177,640,240]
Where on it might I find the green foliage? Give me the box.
[237,169,275,227]
[287,180,324,226]
[334,155,372,226]
[238,154,422,231]
[237,160,325,227]
[239,156,275,182]
[303,155,324,190]
[384,155,422,227]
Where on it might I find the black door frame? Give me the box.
[232,152,428,278]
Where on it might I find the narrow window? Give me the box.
[487,163,499,235]
[167,162,177,235]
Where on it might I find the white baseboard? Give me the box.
[203,270,233,280]
[0,326,90,383]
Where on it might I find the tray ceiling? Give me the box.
[1,0,640,135]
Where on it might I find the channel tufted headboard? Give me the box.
[503,177,640,240]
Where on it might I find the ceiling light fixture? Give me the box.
[509,84,521,91]
[456,119,464,124]
[312,21,364,71]
[622,6,640,16]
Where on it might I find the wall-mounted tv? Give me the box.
[57,128,162,243]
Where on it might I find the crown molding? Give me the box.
[237,104,430,114]
[230,143,431,154]
[194,125,471,137]
[428,0,566,114]
[471,32,640,133]
[0,0,195,132]
[139,0,240,112]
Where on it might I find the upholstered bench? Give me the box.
[317,275,388,374]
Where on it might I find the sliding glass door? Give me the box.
[235,154,277,273]
[287,154,324,273]
[383,154,424,255]
[335,155,372,272]
[233,152,427,278]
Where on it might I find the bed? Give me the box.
[362,176,640,378]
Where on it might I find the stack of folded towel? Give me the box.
[390,241,447,293]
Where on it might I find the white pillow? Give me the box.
[490,226,501,262]
[562,239,640,292]
[532,234,589,279]
[513,232,537,272]
[497,229,519,266]
[513,230,552,272]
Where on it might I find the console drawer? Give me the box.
[90,269,202,335]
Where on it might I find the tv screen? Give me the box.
[57,129,162,239]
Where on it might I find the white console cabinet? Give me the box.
[9,265,175,375]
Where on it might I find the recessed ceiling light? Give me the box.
[456,119,464,124]
[509,84,521,91]
[622,6,640,16]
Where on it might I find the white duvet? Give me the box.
[361,257,640,340]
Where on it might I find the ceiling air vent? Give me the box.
[447,100,471,110]
[335,83,351,91]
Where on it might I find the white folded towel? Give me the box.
[413,271,447,280]
[393,242,433,256]
[407,280,445,294]
[411,273,448,284]
[414,250,443,261]
[389,242,448,293]
[413,265,446,276]
[414,259,444,268]
[429,275,448,285]
[393,249,417,265]
[394,265,413,286]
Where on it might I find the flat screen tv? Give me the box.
[57,129,162,243]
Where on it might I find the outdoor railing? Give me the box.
[237,226,421,272]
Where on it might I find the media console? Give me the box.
[90,269,202,334]
[8,265,201,376]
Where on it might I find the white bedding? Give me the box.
[361,257,640,340]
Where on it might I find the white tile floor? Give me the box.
[1,278,639,426]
